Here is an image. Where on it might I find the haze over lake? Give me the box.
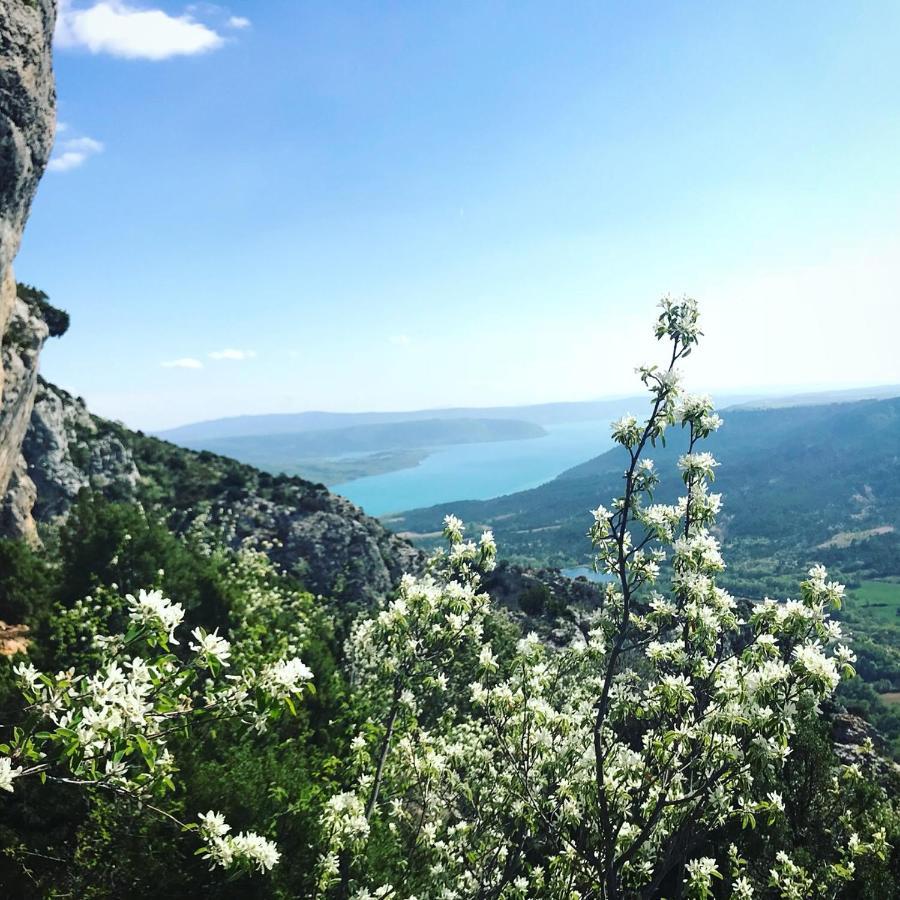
[333,420,613,517]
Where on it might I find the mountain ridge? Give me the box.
[155,385,900,443]
[155,398,652,441]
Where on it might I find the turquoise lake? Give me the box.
[333,420,613,516]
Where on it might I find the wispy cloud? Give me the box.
[161,357,204,369]
[208,348,256,360]
[56,0,225,60]
[47,135,104,173]
[388,334,412,347]
[227,15,250,29]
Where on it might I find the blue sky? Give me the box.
[16,1,900,430]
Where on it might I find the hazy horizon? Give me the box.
[152,381,900,436]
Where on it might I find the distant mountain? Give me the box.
[387,397,900,597]
[156,386,900,443]
[174,418,547,484]
[177,417,546,459]
[155,399,652,442]
[151,399,648,444]
[154,385,900,492]
[728,384,900,410]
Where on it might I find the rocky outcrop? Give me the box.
[198,488,423,602]
[0,294,49,539]
[17,379,422,604]
[21,378,140,522]
[0,0,56,537]
[0,620,30,656]
[831,711,900,785]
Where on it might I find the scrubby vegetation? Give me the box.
[16,283,70,338]
[1,300,898,897]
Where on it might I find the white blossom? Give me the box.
[126,588,185,643]
[0,757,23,793]
[259,657,313,700]
[190,627,232,667]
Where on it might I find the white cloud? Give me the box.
[388,334,412,347]
[56,0,225,60]
[227,15,250,29]
[47,135,104,173]
[161,357,204,369]
[208,348,256,360]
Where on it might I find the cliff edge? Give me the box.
[0,0,56,539]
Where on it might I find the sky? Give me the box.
[15,0,900,431]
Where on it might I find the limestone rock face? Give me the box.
[18,380,422,605]
[0,296,49,537]
[0,0,55,278]
[0,452,38,540]
[199,490,423,603]
[0,0,56,535]
[22,379,140,522]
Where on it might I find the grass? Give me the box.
[880,692,900,707]
[848,580,900,624]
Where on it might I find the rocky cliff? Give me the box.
[0,296,48,538]
[12,379,422,604]
[0,0,56,539]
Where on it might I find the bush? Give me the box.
[16,283,70,338]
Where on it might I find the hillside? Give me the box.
[729,384,900,410]
[389,397,900,591]
[13,378,421,604]
[389,394,900,755]
[156,387,900,444]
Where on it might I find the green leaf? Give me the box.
[135,734,152,760]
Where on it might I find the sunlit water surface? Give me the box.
[333,420,613,516]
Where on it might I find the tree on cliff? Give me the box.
[16,283,69,338]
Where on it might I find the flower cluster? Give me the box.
[311,298,881,899]
[259,656,314,700]
[126,588,185,644]
[189,627,231,667]
[1,583,314,877]
[198,810,281,873]
[0,757,22,793]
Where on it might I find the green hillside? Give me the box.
[389,397,900,587]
